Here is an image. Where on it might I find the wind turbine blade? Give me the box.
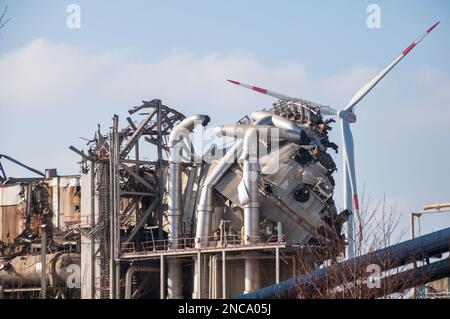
[344,21,440,113]
[226,79,289,99]
[226,79,338,115]
[341,119,362,252]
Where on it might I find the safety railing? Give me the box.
[120,234,285,256]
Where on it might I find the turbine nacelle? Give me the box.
[338,110,357,123]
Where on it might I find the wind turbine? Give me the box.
[226,22,440,258]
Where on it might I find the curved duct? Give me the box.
[194,111,311,297]
[168,114,210,247]
[193,118,271,298]
[250,111,307,132]
[0,253,80,287]
[240,124,309,294]
[195,140,244,249]
[167,114,210,299]
[212,114,310,295]
[125,266,159,299]
[194,113,281,249]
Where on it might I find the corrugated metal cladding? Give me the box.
[215,142,327,245]
[215,166,242,206]
[0,185,20,206]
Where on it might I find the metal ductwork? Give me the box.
[196,112,292,250]
[241,128,261,294]
[239,125,310,294]
[167,114,210,299]
[193,140,244,299]
[213,114,310,295]
[0,253,80,287]
[125,266,159,299]
[195,140,244,249]
[235,226,450,299]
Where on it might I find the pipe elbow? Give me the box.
[168,114,210,149]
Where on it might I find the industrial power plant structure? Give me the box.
[0,22,449,299]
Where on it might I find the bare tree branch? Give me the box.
[291,194,428,299]
[0,4,10,30]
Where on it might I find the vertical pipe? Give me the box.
[244,256,261,294]
[410,212,416,299]
[197,251,202,299]
[124,266,134,299]
[277,222,282,243]
[114,115,121,299]
[40,224,47,299]
[208,256,212,299]
[275,247,280,284]
[90,163,96,299]
[55,176,60,229]
[168,114,210,247]
[167,259,183,299]
[109,129,116,299]
[240,129,261,294]
[168,114,210,299]
[25,184,32,231]
[115,263,121,299]
[214,256,218,299]
[222,250,226,299]
[277,221,282,285]
[292,257,296,277]
[160,255,165,299]
[410,213,416,240]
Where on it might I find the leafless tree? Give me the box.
[292,193,433,299]
[0,4,10,30]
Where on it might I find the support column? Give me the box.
[113,115,121,299]
[293,257,296,277]
[410,212,416,299]
[109,130,116,299]
[197,251,202,299]
[167,258,183,299]
[222,250,226,299]
[275,246,280,284]
[90,164,96,299]
[40,224,47,299]
[160,255,165,299]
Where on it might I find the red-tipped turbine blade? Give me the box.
[226,79,288,100]
[226,79,338,116]
[344,21,440,113]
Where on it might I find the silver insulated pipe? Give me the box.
[195,140,244,249]
[239,128,260,246]
[194,115,275,249]
[167,114,210,299]
[241,128,262,294]
[216,113,310,294]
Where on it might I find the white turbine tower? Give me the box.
[226,22,440,258]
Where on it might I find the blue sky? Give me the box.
[0,0,449,237]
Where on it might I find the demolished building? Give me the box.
[0,97,349,298]
[1,97,447,299]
